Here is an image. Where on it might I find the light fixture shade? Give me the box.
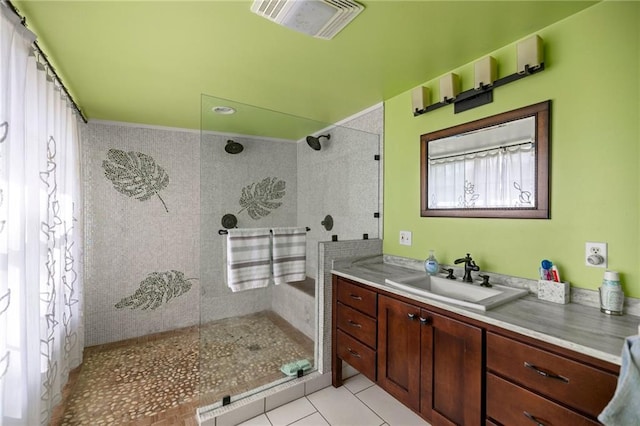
[474,56,497,89]
[517,35,544,73]
[439,73,461,102]
[411,86,430,112]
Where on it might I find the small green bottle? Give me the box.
[424,250,439,276]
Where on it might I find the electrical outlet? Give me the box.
[399,230,412,246]
[585,242,607,268]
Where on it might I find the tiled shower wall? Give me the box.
[199,134,298,325]
[297,105,383,281]
[84,123,201,346]
[82,105,383,346]
[273,105,383,340]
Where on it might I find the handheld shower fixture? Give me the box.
[306,134,330,151]
[225,140,244,154]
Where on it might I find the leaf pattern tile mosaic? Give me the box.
[115,270,196,311]
[53,311,313,425]
[102,149,170,212]
[238,177,286,220]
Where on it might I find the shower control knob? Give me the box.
[321,214,334,231]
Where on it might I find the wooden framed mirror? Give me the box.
[420,100,550,218]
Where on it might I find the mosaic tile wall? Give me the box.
[84,123,201,346]
[297,106,383,281]
[83,105,384,347]
[199,134,298,324]
[271,278,315,339]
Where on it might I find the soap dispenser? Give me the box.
[424,250,440,276]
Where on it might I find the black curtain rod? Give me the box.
[5,1,88,124]
[218,227,311,235]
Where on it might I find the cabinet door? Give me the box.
[421,310,483,425]
[377,295,421,411]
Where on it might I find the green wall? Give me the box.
[383,1,640,298]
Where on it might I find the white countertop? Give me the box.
[332,259,640,366]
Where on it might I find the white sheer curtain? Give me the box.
[1,5,83,425]
[428,144,536,209]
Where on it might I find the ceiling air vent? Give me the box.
[251,0,364,40]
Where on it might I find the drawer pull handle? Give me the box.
[524,362,569,383]
[347,348,361,358]
[349,294,363,301]
[407,313,416,320]
[348,320,362,328]
[419,316,432,325]
[523,411,547,426]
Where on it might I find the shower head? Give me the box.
[225,140,244,154]
[306,134,330,151]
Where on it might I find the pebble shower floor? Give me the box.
[51,311,314,425]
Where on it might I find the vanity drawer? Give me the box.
[487,332,617,418]
[336,330,376,382]
[336,302,377,349]
[487,373,599,426]
[336,278,377,317]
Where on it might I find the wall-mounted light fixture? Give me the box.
[474,56,497,89]
[413,35,545,117]
[517,35,544,73]
[411,86,431,113]
[439,73,461,103]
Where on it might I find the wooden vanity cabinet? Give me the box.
[376,295,482,424]
[332,275,619,426]
[487,374,600,425]
[421,310,482,425]
[332,277,378,386]
[486,330,618,425]
[377,295,421,411]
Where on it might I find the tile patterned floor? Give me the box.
[239,374,432,426]
[52,311,313,426]
[199,312,315,408]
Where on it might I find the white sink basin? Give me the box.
[384,274,528,311]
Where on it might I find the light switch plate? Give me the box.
[399,230,412,246]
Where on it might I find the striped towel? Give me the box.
[271,227,307,285]
[599,335,640,425]
[226,228,272,292]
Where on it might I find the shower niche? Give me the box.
[198,94,381,414]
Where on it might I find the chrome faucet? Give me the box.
[454,253,480,283]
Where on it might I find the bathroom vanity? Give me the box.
[331,259,638,425]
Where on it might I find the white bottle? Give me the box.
[599,270,624,315]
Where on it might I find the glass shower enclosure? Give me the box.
[198,93,380,413]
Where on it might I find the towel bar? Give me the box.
[218,227,310,235]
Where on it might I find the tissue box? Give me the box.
[538,280,570,304]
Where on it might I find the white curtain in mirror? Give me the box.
[1,5,83,425]
[428,144,535,209]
